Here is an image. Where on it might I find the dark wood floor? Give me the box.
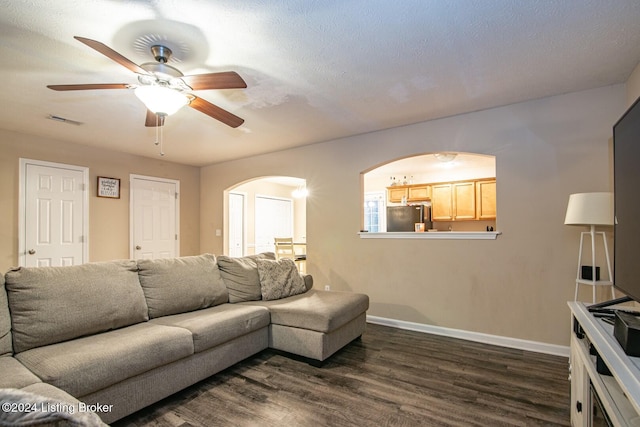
[112,323,570,427]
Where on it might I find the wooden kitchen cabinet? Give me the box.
[387,184,431,203]
[387,186,408,203]
[390,178,495,222]
[452,181,476,220]
[432,181,476,221]
[407,184,430,201]
[431,180,485,221]
[431,184,453,220]
[476,179,496,219]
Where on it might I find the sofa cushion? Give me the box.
[137,254,229,318]
[5,260,148,353]
[151,304,270,353]
[0,273,12,356]
[241,290,370,333]
[256,258,306,301]
[0,356,42,389]
[217,252,275,303]
[15,322,194,397]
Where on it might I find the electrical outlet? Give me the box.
[324,285,331,291]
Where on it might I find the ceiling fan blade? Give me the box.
[47,83,130,91]
[74,36,149,75]
[145,110,165,127]
[181,72,247,91]
[189,96,244,128]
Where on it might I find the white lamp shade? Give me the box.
[134,86,189,116]
[564,192,614,226]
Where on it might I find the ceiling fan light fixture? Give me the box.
[134,85,189,116]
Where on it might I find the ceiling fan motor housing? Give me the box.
[150,45,172,63]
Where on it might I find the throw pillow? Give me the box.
[217,253,276,303]
[256,258,307,301]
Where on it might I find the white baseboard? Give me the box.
[366,315,569,358]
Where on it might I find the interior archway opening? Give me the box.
[224,176,307,256]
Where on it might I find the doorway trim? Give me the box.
[228,191,246,256]
[18,158,89,266]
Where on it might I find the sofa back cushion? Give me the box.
[217,252,275,303]
[5,260,148,353]
[0,274,12,356]
[137,254,228,318]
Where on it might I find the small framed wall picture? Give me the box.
[97,176,120,199]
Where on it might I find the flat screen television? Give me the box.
[613,95,640,303]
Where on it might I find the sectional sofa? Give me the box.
[0,253,369,424]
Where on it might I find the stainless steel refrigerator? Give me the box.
[386,205,431,232]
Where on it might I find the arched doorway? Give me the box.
[225,176,307,256]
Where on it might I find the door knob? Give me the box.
[135,245,142,250]
[28,249,36,255]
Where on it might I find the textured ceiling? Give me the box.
[1,0,640,166]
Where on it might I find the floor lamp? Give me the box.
[564,192,614,304]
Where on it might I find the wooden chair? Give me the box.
[274,237,306,272]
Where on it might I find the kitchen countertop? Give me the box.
[358,231,501,240]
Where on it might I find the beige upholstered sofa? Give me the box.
[0,253,368,424]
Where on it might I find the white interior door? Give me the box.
[255,196,293,254]
[228,192,245,257]
[130,175,179,260]
[20,159,88,267]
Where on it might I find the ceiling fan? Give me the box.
[47,36,246,128]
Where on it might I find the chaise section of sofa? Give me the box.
[242,289,369,361]
[218,253,370,361]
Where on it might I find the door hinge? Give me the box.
[175,192,178,199]
[175,234,178,240]
[79,235,84,243]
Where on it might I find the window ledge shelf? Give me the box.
[358,231,501,240]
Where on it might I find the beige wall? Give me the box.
[626,61,640,107]
[201,85,626,346]
[0,129,200,271]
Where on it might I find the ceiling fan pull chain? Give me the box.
[154,115,160,146]
[159,124,165,157]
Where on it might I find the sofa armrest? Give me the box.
[303,274,313,291]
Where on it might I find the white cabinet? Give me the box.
[569,333,588,426]
[568,302,640,426]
